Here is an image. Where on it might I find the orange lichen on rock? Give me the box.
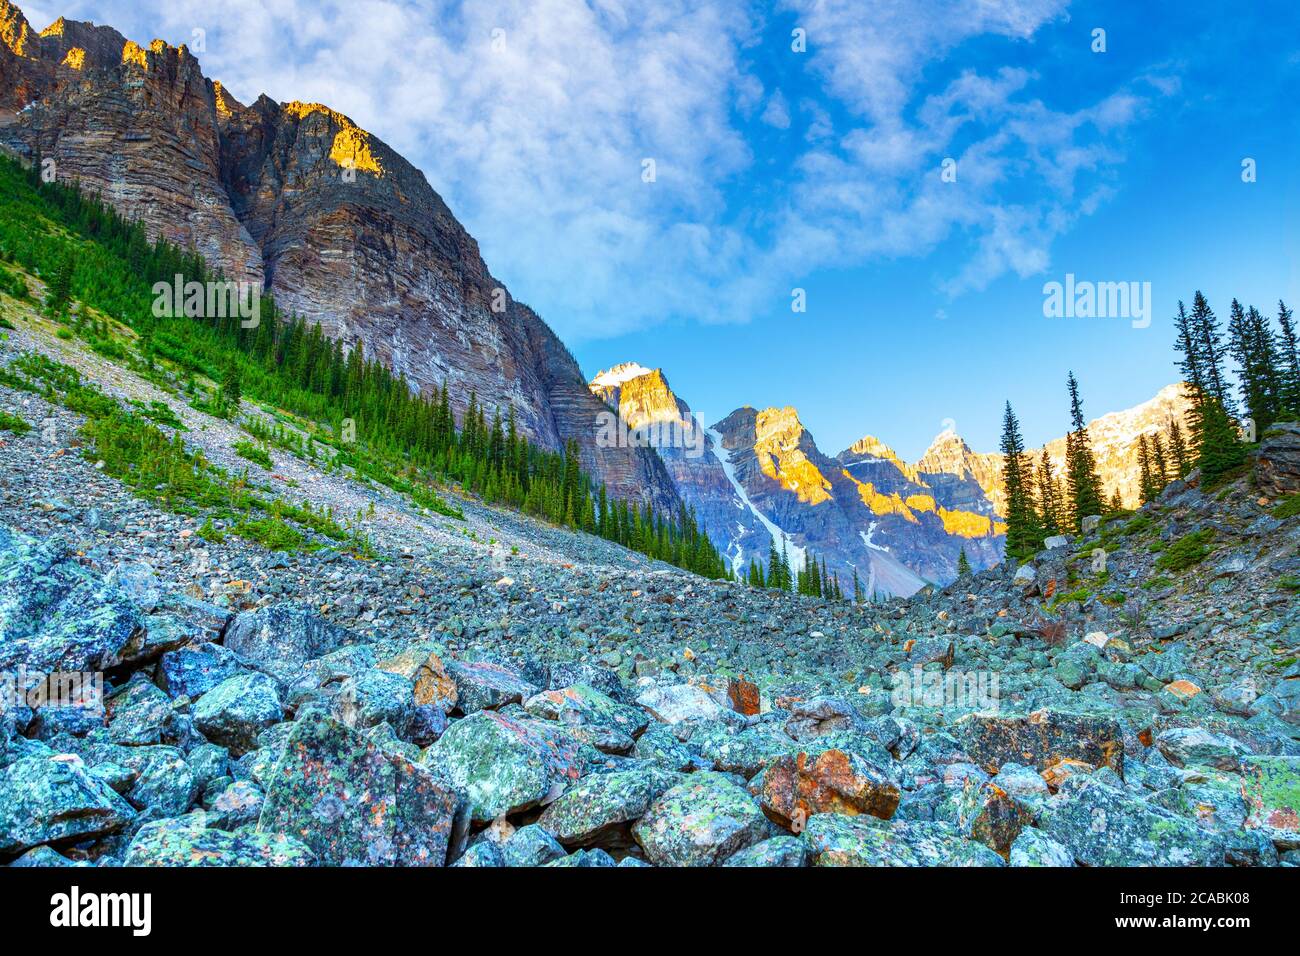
[61,46,85,70]
[284,100,384,176]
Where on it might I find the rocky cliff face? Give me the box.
[589,363,769,573]
[0,2,678,512]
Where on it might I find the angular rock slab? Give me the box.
[258,713,459,866]
[758,748,900,829]
[126,815,316,866]
[1040,778,1226,866]
[192,672,284,756]
[957,709,1124,778]
[0,754,135,854]
[805,813,1004,867]
[524,684,649,739]
[430,710,587,822]
[0,525,141,674]
[539,766,681,845]
[631,773,768,866]
[223,603,354,684]
[447,660,539,714]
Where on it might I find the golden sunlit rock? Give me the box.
[61,46,84,70]
[285,101,384,177]
[122,40,148,70]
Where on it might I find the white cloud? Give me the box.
[34,0,1169,338]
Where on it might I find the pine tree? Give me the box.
[1137,434,1156,504]
[1167,418,1190,478]
[1036,448,1062,536]
[852,569,863,604]
[956,548,971,577]
[999,401,1042,561]
[1063,372,1104,530]
[1275,300,1300,414]
[45,250,75,316]
[220,359,242,417]
[1197,394,1248,486]
[1107,489,1124,514]
[1150,432,1169,492]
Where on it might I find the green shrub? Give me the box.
[1273,495,1300,520]
[234,440,273,470]
[0,409,29,434]
[1154,529,1215,573]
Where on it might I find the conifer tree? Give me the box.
[999,401,1042,560]
[1063,372,1103,529]
[1274,300,1299,414]
[1167,418,1190,478]
[1036,448,1062,536]
[956,548,971,577]
[1137,434,1156,504]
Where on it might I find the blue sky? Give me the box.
[30,0,1300,458]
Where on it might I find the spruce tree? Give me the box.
[1137,434,1156,504]
[1064,372,1103,530]
[1275,300,1299,414]
[1167,418,1190,477]
[999,401,1042,560]
[1036,448,1062,536]
[956,548,971,577]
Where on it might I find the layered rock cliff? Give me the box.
[0,2,678,511]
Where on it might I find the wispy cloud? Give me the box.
[31,0,1168,337]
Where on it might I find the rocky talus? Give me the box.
[3,318,1298,866]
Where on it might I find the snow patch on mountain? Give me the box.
[706,427,806,576]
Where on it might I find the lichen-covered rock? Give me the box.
[0,526,141,674]
[757,748,900,829]
[804,812,1003,866]
[723,835,808,867]
[106,677,182,747]
[690,721,794,778]
[1256,423,1300,496]
[223,603,355,684]
[956,780,1036,856]
[1155,726,1250,771]
[501,824,568,867]
[0,754,134,854]
[632,723,696,771]
[538,766,681,846]
[447,660,539,714]
[429,710,587,822]
[451,840,505,867]
[331,668,415,735]
[125,814,315,866]
[258,713,460,866]
[192,673,283,756]
[157,642,248,700]
[377,646,458,713]
[1008,827,1075,867]
[957,709,1124,777]
[1239,755,1299,849]
[524,684,648,740]
[631,773,768,866]
[546,848,618,867]
[1040,777,1226,866]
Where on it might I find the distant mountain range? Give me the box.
[590,364,1193,596]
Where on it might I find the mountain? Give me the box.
[589,364,1002,597]
[922,382,1196,516]
[590,364,1196,596]
[0,2,679,512]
